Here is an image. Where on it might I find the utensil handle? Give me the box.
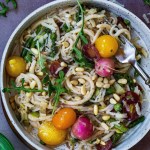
[132,61,150,86]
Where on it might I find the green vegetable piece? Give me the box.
[37,41,46,70]
[0,2,9,17]
[2,78,47,94]
[62,23,72,32]
[50,32,57,57]
[114,73,136,91]
[79,33,88,44]
[114,83,125,94]
[42,75,50,84]
[95,88,100,96]
[52,71,66,114]
[128,116,145,128]
[72,0,93,68]
[30,112,40,118]
[24,51,32,63]
[76,7,82,22]
[106,86,116,95]
[36,25,43,35]
[2,88,11,93]
[40,140,46,145]
[114,103,122,112]
[114,124,128,133]
[6,0,17,9]
[37,55,46,70]
[124,19,130,26]
[144,0,150,6]
[111,133,123,145]
[50,32,57,41]
[106,118,116,124]
[76,3,85,22]
[21,37,34,63]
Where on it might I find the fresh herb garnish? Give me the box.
[50,32,58,58]
[42,74,50,85]
[24,51,32,63]
[144,0,150,6]
[62,23,72,32]
[0,2,9,17]
[76,4,85,22]
[2,78,46,93]
[6,0,17,9]
[42,70,66,113]
[37,41,46,70]
[52,71,66,114]
[72,0,93,68]
[21,37,34,63]
[42,73,54,97]
[128,116,145,128]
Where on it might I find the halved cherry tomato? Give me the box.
[82,44,100,61]
[6,56,26,77]
[52,108,77,130]
[49,61,60,77]
[38,121,67,146]
[95,35,118,58]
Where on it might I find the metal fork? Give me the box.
[116,35,150,85]
[104,18,150,86]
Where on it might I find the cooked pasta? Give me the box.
[3,1,146,150]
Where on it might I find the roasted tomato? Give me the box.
[95,35,118,58]
[82,44,100,61]
[121,91,141,121]
[52,108,77,130]
[96,140,112,150]
[6,56,26,77]
[38,121,67,146]
[49,61,60,77]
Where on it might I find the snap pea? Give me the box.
[128,116,145,128]
[111,133,123,145]
[114,124,128,133]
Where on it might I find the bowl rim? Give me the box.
[1,0,150,150]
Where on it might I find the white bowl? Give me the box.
[1,0,150,150]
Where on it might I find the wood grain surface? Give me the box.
[0,0,150,149]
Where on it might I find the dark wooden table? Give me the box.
[0,0,150,149]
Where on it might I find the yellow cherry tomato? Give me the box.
[6,56,26,77]
[95,35,118,58]
[52,108,76,130]
[38,121,67,146]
